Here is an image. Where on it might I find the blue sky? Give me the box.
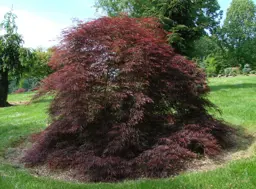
[0,0,253,48]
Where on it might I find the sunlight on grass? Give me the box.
[208,76,256,132]
[0,97,49,155]
[8,92,35,103]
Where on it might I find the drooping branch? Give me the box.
[23,16,234,182]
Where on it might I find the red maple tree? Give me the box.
[23,16,233,181]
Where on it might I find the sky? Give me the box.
[0,0,252,48]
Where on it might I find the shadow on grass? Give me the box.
[210,83,256,92]
[5,98,52,107]
[230,126,255,151]
[32,98,52,104]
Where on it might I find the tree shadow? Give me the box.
[3,98,52,108]
[210,83,256,92]
[32,98,52,104]
[230,125,255,151]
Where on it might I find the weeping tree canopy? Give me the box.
[95,0,223,56]
[0,10,24,107]
[24,16,233,182]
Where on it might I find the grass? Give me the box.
[7,92,35,103]
[208,76,256,132]
[0,75,255,189]
[1,158,256,189]
[0,95,49,156]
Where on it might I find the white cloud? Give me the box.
[0,6,66,48]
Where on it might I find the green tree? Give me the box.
[8,47,52,92]
[190,35,221,59]
[190,36,227,75]
[0,10,23,106]
[220,0,256,67]
[22,47,52,80]
[20,48,52,91]
[95,0,222,56]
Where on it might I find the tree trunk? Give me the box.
[0,70,10,107]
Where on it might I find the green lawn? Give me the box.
[0,75,255,189]
[208,76,256,133]
[7,92,35,103]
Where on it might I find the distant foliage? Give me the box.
[9,48,53,92]
[242,64,252,75]
[24,16,233,182]
[218,0,256,68]
[194,53,225,77]
[95,0,223,56]
[18,78,39,91]
[223,66,241,77]
[199,55,220,77]
[14,88,26,94]
[250,70,256,74]
[25,48,52,80]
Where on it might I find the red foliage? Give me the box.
[23,16,233,182]
[14,88,26,94]
[31,87,39,92]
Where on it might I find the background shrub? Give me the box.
[242,64,252,75]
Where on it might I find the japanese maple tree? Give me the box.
[24,16,233,181]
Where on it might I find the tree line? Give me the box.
[96,0,256,76]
